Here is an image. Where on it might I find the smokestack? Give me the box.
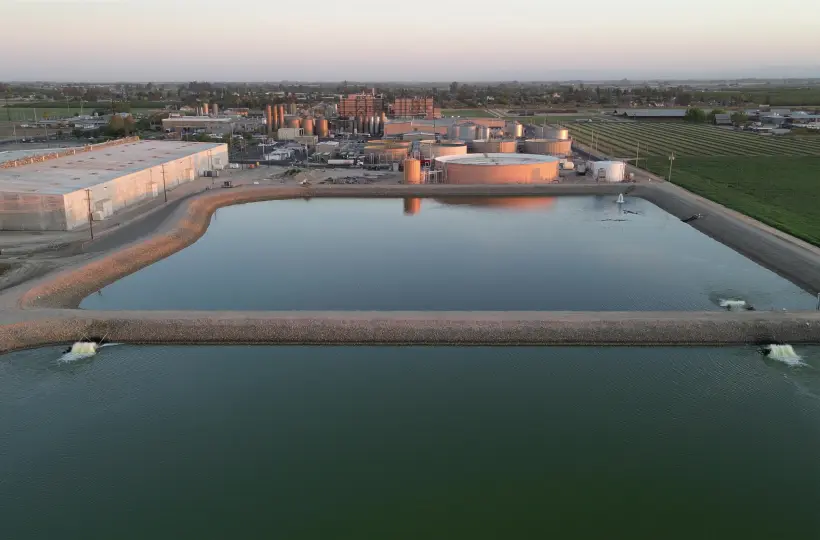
[265,104,273,135]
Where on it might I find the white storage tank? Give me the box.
[476,125,490,140]
[505,121,523,138]
[447,124,460,140]
[591,160,626,182]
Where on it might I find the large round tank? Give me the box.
[278,105,286,126]
[364,144,409,161]
[302,117,314,135]
[357,115,365,133]
[457,124,477,142]
[419,140,468,158]
[316,118,329,138]
[434,154,560,184]
[590,160,626,182]
[505,121,523,138]
[523,138,573,157]
[403,158,421,184]
[286,117,301,129]
[531,126,569,140]
[272,107,279,129]
[476,125,490,140]
[470,139,517,153]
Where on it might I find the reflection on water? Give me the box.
[79,197,817,311]
[403,197,421,215]
[433,196,557,211]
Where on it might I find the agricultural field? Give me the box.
[565,122,820,245]
[440,109,495,118]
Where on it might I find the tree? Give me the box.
[730,112,748,127]
[684,107,707,123]
[707,108,726,124]
[107,114,125,136]
[123,115,135,135]
[676,93,692,106]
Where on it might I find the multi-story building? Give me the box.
[392,97,437,119]
[339,91,384,118]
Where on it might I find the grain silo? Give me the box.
[316,117,329,138]
[403,158,421,184]
[278,105,286,127]
[380,112,387,135]
[302,117,314,136]
[470,139,517,153]
[476,125,490,140]
[419,140,468,159]
[212,103,219,116]
[434,154,559,184]
[523,139,573,157]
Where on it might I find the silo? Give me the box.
[212,103,219,116]
[505,121,523,138]
[302,117,314,136]
[273,106,279,129]
[447,124,459,140]
[203,103,209,115]
[316,118,329,137]
[278,105,286,127]
[265,104,273,134]
[476,125,490,140]
[287,117,301,129]
[457,123,477,142]
[380,112,387,135]
[287,103,296,115]
[470,139,517,153]
[357,115,365,133]
[523,138,573,157]
[403,158,421,184]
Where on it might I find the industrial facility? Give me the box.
[0,139,227,231]
[433,154,560,184]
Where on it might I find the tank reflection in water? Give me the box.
[1,345,819,539]
[80,197,817,311]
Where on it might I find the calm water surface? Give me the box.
[80,197,815,310]
[1,345,819,539]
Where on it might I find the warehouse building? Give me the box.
[0,139,228,231]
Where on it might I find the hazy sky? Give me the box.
[5,0,820,81]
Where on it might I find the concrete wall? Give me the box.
[0,191,67,231]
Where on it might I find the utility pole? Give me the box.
[85,188,94,240]
[668,152,675,182]
[161,163,168,202]
[636,142,640,169]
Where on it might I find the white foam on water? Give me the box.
[719,299,747,310]
[765,345,805,367]
[57,342,99,363]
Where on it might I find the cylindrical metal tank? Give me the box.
[533,126,570,140]
[403,198,422,215]
[457,124,477,142]
[434,154,559,184]
[316,117,329,138]
[302,117,314,136]
[523,138,573,157]
[590,160,626,182]
[447,124,459,140]
[212,103,219,116]
[419,140,468,159]
[403,158,421,184]
[476,125,490,140]
[278,105,286,127]
[287,103,296,115]
[357,115,364,133]
[273,106,279,130]
[380,112,387,135]
[505,121,523,138]
[265,104,273,133]
[287,117,301,129]
[203,103,209,115]
[470,139,517,153]
[364,144,409,161]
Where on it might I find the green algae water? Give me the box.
[80,197,816,311]
[2,345,819,539]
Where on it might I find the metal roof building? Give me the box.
[0,139,227,231]
[615,109,687,119]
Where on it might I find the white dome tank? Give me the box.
[591,161,626,182]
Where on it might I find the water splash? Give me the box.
[762,344,805,367]
[720,299,749,311]
[57,342,99,363]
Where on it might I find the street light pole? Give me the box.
[85,188,94,240]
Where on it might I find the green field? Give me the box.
[440,109,495,118]
[509,115,598,123]
[565,122,820,245]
